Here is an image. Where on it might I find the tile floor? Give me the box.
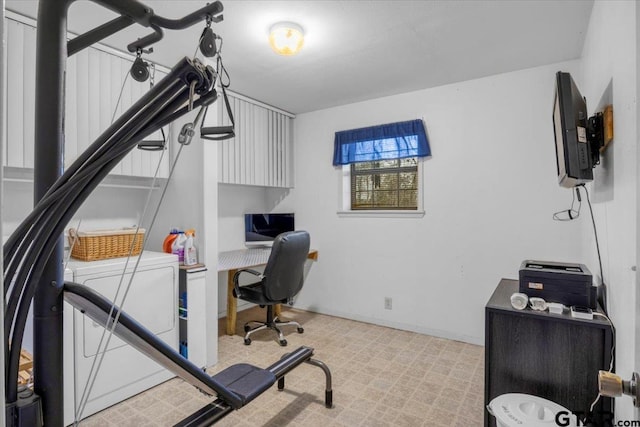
[77,307,485,426]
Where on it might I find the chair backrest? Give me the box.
[262,230,311,302]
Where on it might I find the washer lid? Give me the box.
[488,393,576,427]
[67,250,178,276]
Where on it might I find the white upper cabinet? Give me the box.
[4,16,170,179]
[5,18,35,169]
[217,93,294,188]
[64,47,169,178]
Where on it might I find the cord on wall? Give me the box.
[552,187,582,221]
[552,184,607,314]
[580,185,605,287]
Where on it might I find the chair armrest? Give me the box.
[232,269,264,297]
[233,269,263,283]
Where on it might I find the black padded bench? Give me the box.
[64,282,333,426]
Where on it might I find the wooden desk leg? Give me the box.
[226,269,237,336]
[274,304,282,318]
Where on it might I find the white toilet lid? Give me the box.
[488,393,576,427]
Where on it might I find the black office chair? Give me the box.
[233,230,310,346]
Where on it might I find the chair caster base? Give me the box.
[242,317,302,347]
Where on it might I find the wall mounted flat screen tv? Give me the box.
[553,71,601,188]
[244,213,295,247]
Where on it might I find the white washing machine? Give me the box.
[63,251,179,426]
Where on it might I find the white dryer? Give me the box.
[63,251,179,425]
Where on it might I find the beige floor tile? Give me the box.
[334,407,367,426]
[77,306,484,426]
[76,415,112,427]
[364,411,395,427]
[404,400,433,418]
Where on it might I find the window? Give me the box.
[351,158,418,210]
[333,119,430,215]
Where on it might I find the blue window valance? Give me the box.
[332,119,431,166]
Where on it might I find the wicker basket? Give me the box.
[68,227,145,261]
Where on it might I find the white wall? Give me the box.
[637,1,640,421]
[2,180,152,243]
[1,5,6,424]
[217,184,292,252]
[201,117,219,366]
[278,60,589,345]
[148,112,205,251]
[580,0,637,421]
[150,108,220,367]
[216,184,290,315]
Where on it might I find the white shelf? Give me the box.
[179,267,208,369]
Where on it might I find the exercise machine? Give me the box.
[3,1,332,426]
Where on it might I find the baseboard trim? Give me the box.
[215,302,482,346]
[292,304,484,346]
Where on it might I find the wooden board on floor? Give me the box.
[18,349,33,385]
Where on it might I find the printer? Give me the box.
[519,260,596,309]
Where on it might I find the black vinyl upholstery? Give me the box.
[212,363,276,406]
[64,281,247,408]
[63,281,329,418]
[234,231,310,305]
[233,230,310,345]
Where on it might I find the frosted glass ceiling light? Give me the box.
[269,22,304,56]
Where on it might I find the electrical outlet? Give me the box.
[384,297,392,310]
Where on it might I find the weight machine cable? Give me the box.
[2,57,211,276]
[5,80,186,339]
[4,59,216,402]
[4,99,205,398]
[74,72,214,422]
[73,66,170,420]
[74,104,208,424]
[6,93,210,402]
[74,65,213,421]
[2,70,183,270]
[3,64,211,291]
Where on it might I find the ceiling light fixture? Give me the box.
[268,22,305,56]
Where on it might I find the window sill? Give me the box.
[337,210,425,218]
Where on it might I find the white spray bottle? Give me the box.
[183,229,198,266]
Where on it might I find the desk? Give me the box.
[218,248,318,335]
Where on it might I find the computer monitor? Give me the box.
[244,213,295,247]
[553,71,603,188]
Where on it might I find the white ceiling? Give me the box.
[6,0,593,114]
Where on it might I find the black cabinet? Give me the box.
[485,279,613,427]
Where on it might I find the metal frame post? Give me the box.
[11,2,222,424]
[32,1,74,425]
